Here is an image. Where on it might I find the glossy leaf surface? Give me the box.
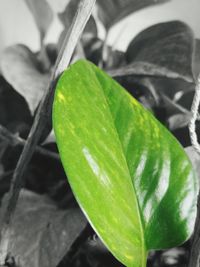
[53,60,198,267]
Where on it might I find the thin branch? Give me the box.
[0,0,96,264]
[0,125,59,161]
[188,74,200,267]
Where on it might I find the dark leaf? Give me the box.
[126,21,194,81]
[97,0,169,29]
[1,45,50,115]
[25,0,53,41]
[0,190,87,267]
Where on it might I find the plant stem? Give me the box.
[0,0,96,264]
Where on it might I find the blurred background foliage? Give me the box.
[0,0,199,55]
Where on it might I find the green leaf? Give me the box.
[53,60,198,267]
